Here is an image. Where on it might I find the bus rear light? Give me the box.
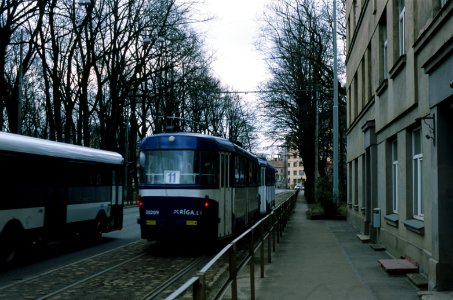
[204,201,209,208]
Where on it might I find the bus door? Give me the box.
[110,168,123,230]
[44,164,67,242]
[220,153,233,236]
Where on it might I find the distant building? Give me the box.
[286,150,306,189]
[346,0,452,290]
[267,147,305,189]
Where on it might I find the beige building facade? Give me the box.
[346,0,453,290]
[287,150,306,189]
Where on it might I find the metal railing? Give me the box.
[166,192,298,300]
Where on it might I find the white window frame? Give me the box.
[412,128,423,220]
[398,0,405,55]
[381,18,388,80]
[391,140,398,213]
[383,38,388,78]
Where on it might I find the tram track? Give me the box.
[141,256,209,300]
[0,240,214,300]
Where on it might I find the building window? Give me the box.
[361,59,365,108]
[391,139,398,213]
[293,162,297,167]
[441,0,448,8]
[353,74,358,117]
[299,161,303,167]
[353,0,359,26]
[383,34,388,78]
[366,43,372,100]
[398,0,405,56]
[412,128,423,220]
[379,11,388,81]
[293,170,297,176]
[354,158,359,206]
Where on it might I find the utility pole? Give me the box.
[332,0,339,205]
[17,30,23,135]
[314,88,319,202]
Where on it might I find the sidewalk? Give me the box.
[234,192,423,300]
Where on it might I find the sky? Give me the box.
[194,0,275,153]
[195,0,270,93]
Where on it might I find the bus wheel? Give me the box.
[0,227,23,269]
[92,215,106,241]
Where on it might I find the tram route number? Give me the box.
[164,170,180,184]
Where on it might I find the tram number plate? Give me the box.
[186,220,197,226]
[164,170,180,184]
[146,220,157,225]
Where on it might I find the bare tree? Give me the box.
[1,0,260,202]
[0,0,45,133]
[258,0,345,202]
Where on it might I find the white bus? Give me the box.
[0,132,124,267]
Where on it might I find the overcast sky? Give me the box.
[194,0,276,153]
[195,0,270,95]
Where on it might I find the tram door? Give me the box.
[220,153,233,236]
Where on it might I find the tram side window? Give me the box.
[248,160,259,187]
[234,156,246,186]
[199,151,217,186]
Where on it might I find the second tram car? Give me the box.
[137,133,264,242]
[258,158,276,215]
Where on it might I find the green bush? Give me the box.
[316,177,337,216]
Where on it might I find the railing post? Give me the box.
[229,243,238,300]
[268,230,272,263]
[249,230,255,300]
[194,272,206,300]
[260,226,265,278]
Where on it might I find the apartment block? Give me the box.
[346,0,452,290]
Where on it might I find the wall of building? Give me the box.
[346,0,453,290]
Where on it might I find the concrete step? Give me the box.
[407,273,428,289]
[370,243,386,251]
[357,234,370,243]
[378,258,419,275]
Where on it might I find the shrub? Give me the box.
[316,177,337,216]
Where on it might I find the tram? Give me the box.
[137,132,264,242]
[258,158,276,215]
[0,132,124,267]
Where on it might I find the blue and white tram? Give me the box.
[137,133,261,242]
[0,132,124,267]
[258,158,276,215]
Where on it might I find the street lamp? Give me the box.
[17,30,24,135]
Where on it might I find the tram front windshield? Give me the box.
[139,150,217,186]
